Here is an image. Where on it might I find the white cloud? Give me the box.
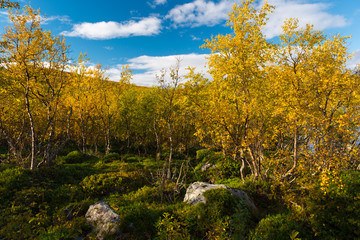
[62,17,162,39]
[191,34,201,40]
[262,0,349,39]
[107,53,210,86]
[348,50,360,69]
[41,15,71,25]
[104,46,114,51]
[0,11,8,22]
[166,0,348,36]
[166,0,236,27]
[155,0,167,5]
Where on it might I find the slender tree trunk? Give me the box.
[79,107,86,153]
[284,126,298,177]
[1,129,20,163]
[153,116,161,161]
[25,89,36,170]
[240,158,245,182]
[44,121,54,165]
[167,120,173,180]
[248,147,259,179]
[105,127,111,155]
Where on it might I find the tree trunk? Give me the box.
[167,121,173,180]
[25,90,36,170]
[284,126,298,178]
[105,127,111,155]
[248,147,259,179]
[153,116,161,161]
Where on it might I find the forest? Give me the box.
[0,0,360,239]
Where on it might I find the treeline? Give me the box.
[1,0,360,187]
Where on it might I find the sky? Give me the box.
[1,0,360,86]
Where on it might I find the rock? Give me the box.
[183,182,258,213]
[200,163,217,172]
[200,163,212,172]
[85,201,121,240]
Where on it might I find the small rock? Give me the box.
[200,163,212,172]
[184,182,258,214]
[85,201,121,240]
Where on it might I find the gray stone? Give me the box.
[200,163,212,172]
[85,201,121,240]
[183,182,258,213]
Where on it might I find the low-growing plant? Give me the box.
[80,172,124,197]
[156,212,191,240]
[59,150,85,164]
[170,188,255,239]
[102,152,121,163]
[249,213,310,240]
[305,170,360,239]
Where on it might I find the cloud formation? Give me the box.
[262,0,349,38]
[154,0,167,5]
[107,53,210,86]
[166,0,235,27]
[165,0,348,37]
[41,15,71,25]
[62,17,162,39]
[348,49,360,69]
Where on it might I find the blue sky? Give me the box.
[1,0,360,86]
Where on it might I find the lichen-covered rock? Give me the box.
[200,163,212,172]
[200,163,217,172]
[184,182,258,213]
[85,201,121,239]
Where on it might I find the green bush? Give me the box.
[45,164,95,185]
[120,202,162,238]
[174,188,254,239]
[250,213,309,240]
[106,187,164,239]
[80,172,123,197]
[196,149,213,162]
[306,170,360,239]
[124,185,162,203]
[122,154,140,162]
[0,167,31,204]
[156,213,191,240]
[0,163,13,172]
[194,152,242,182]
[60,151,85,164]
[38,217,91,240]
[102,152,121,162]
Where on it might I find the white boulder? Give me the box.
[184,182,258,213]
[85,201,121,239]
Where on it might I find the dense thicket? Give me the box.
[1,0,360,239]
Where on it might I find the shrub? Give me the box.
[0,167,31,204]
[0,163,13,172]
[38,217,91,240]
[250,213,309,240]
[120,202,162,238]
[122,154,140,163]
[61,199,93,220]
[175,188,254,239]
[124,185,162,203]
[102,152,121,163]
[156,213,191,240]
[80,172,123,197]
[306,170,360,239]
[60,151,85,164]
[196,149,213,162]
[194,152,242,182]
